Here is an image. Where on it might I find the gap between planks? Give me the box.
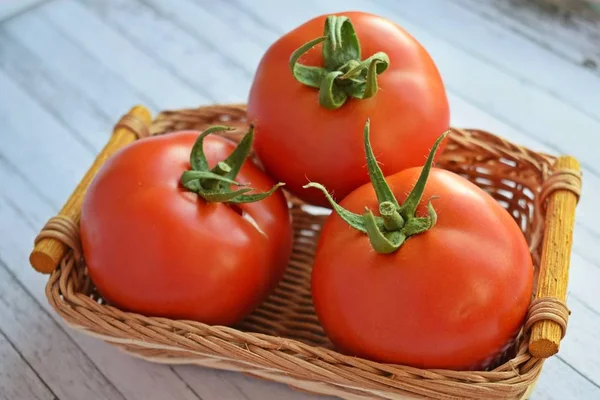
[0,329,57,400]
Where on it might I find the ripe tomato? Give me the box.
[307,123,533,370]
[81,127,292,326]
[248,11,450,207]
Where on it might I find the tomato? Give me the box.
[306,123,533,370]
[80,126,292,326]
[248,11,450,207]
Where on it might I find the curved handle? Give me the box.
[528,155,582,358]
[29,105,152,274]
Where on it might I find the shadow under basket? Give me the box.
[32,104,582,400]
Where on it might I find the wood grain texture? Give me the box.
[0,28,112,152]
[143,0,266,73]
[453,0,600,75]
[0,0,46,21]
[175,366,329,400]
[533,354,600,399]
[530,156,581,357]
[373,0,600,123]
[2,11,158,121]
[0,70,99,210]
[79,0,249,103]
[0,331,55,400]
[41,0,207,110]
[0,253,124,400]
[569,252,600,311]
[557,296,600,387]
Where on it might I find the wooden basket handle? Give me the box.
[29,105,152,274]
[527,155,582,358]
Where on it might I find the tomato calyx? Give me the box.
[180,125,285,204]
[289,15,390,110]
[304,120,449,254]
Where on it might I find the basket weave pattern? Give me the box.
[42,105,572,399]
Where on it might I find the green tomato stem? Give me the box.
[379,201,404,231]
[289,15,390,109]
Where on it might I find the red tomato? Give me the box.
[308,127,533,370]
[248,11,450,207]
[81,130,292,326]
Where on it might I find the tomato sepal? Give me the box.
[289,15,390,109]
[228,182,286,204]
[302,182,367,233]
[180,170,245,189]
[182,125,285,204]
[304,121,449,254]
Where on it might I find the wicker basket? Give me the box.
[31,104,582,400]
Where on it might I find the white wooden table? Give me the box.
[1,0,599,399]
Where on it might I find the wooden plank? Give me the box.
[452,0,600,73]
[532,354,600,399]
[569,252,600,314]
[175,366,328,400]
[193,0,280,50]
[374,0,600,122]
[557,296,600,387]
[573,226,600,267]
[40,0,208,110]
[0,70,96,208]
[0,251,124,400]
[0,330,55,400]
[142,0,267,73]
[2,11,159,118]
[0,28,110,152]
[79,0,250,103]
[0,0,46,21]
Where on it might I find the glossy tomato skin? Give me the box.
[311,168,533,370]
[248,11,450,207]
[81,131,293,326]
